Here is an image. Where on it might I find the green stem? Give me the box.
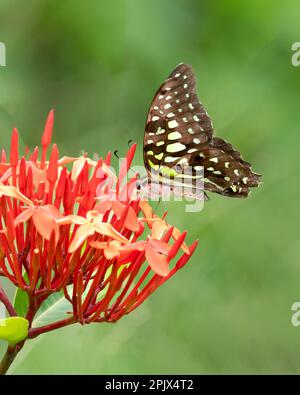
[0,289,77,374]
[0,291,37,375]
[0,343,23,375]
[0,315,76,374]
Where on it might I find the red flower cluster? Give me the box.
[0,111,197,334]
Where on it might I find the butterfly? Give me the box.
[138,63,261,200]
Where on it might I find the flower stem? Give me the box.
[0,343,22,375]
[28,316,76,338]
[0,284,17,316]
[0,315,76,374]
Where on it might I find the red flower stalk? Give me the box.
[0,110,198,346]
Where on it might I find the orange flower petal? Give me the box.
[56,215,87,226]
[14,208,34,227]
[124,206,139,232]
[96,200,112,215]
[0,164,11,177]
[69,223,95,253]
[112,202,139,232]
[89,240,121,259]
[0,183,33,206]
[145,245,170,277]
[112,201,126,219]
[42,204,63,219]
[120,241,146,253]
[57,156,78,166]
[148,239,171,255]
[139,200,153,219]
[32,209,58,241]
[89,241,107,250]
[94,222,129,244]
[29,164,47,189]
[151,218,168,240]
[104,245,120,260]
[86,210,102,222]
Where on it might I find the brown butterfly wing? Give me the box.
[143,63,213,173]
[189,137,261,197]
[143,63,261,197]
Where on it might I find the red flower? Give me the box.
[0,110,198,335]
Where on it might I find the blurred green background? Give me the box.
[0,0,300,374]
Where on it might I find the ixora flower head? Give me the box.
[0,111,198,374]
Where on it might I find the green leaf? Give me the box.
[13,288,29,317]
[32,291,73,328]
[14,283,73,329]
[13,272,30,317]
[14,284,73,328]
[0,317,29,344]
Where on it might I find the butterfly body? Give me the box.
[142,63,261,199]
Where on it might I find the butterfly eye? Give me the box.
[136,180,141,190]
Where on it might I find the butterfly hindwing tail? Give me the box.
[198,137,261,197]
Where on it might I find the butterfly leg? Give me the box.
[154,198,161,213]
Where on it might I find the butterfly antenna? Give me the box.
[114,150,120,160]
